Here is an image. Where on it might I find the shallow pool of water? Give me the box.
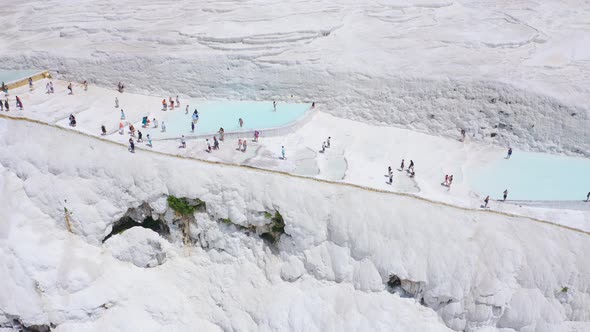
[468,151,590,201]
[0,70,43,84]
[140,100,310,139]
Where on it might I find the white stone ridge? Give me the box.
[1,118,589,331]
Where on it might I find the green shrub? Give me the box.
[270,210,285,235]
[167,195,197,216]
[272,223,285,233]
[561,286,569,293]
[272,211,284,224]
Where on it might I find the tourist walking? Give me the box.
[483,195,490,208]
[69,114,76,127]
[281,146,286,160]
[101,125,106,136]
[503,189,508,201]
[128,138,135,153]
[147,134,152,147]
[115,97,119,108]
[179,135,186,148]
[213,136,219,150]
[506,147,513,159]
[400,159,405,171]
[67,82,73,95]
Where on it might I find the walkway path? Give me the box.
[1,113,589,237]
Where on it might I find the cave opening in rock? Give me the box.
[102,215,169,243]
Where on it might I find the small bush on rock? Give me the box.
[167,195,203,216]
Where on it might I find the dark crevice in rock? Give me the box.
[102,203,169,243]
[102,215,169,243]
[386,274,425,303]
[214,210,287,247]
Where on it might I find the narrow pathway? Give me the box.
[1,113,589,237]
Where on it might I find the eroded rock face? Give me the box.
[280,256,305,282]
[0,314,53,332]
[104,227,167,268]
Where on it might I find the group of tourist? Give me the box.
[0,96,21,111]
[127,130,152,153]
[45,81,55,94]
[161,96,180,111]
[0,98,10,112]
[385,159,416,185]
[442,174,454,188]
[386,159,415,185]
[201,128,262,154]
[18,77,590,209]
